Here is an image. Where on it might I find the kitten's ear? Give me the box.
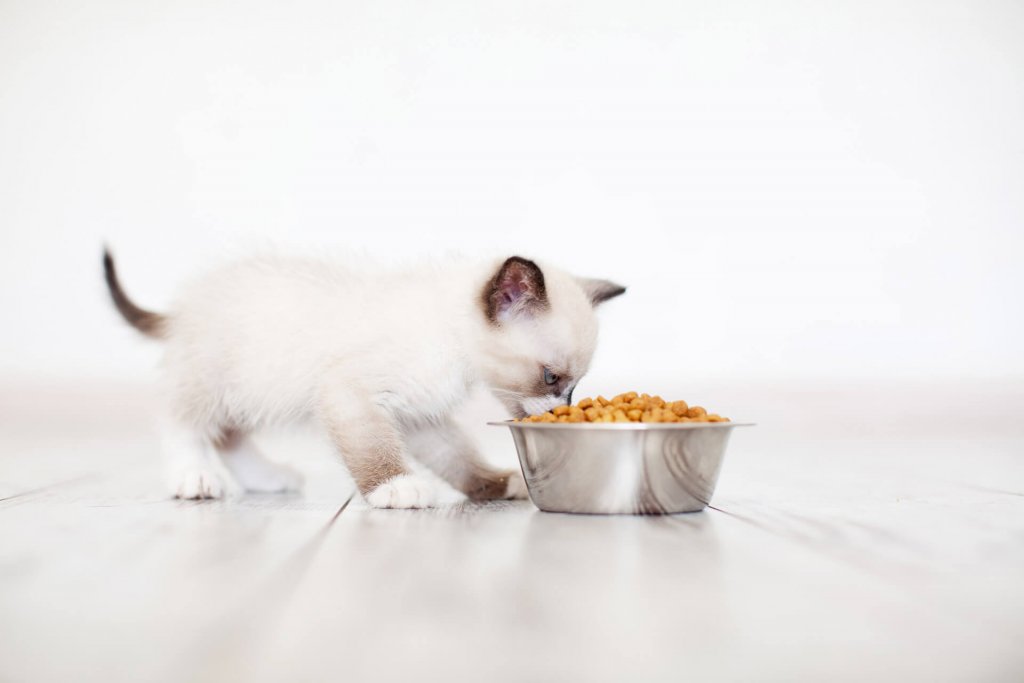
[577,278,627,307]
[483,257,549,323]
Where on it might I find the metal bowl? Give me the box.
[488,421,753,515]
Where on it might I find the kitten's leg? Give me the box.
[406,419,528,501]
[161,421,237,500]
[321,395,441,509]
[216,430,304,493]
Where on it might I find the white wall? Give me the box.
[2,0,1022,387]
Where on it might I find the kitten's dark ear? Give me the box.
[577,278,627,306]
[483,257,549,323]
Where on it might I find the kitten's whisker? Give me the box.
[491,388,529,401]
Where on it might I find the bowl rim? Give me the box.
[487,420,755,430]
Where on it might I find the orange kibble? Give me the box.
[516,392,728,424]
[670,401,688,416]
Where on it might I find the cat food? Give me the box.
[518,392,729,424]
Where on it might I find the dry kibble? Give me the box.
[516,393,729,424]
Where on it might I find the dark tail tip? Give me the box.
[103,247,166,339]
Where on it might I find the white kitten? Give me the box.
[104,250,625,508]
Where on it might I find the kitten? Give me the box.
[103,249,625,508]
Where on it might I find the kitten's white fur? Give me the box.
[111,252,623,508]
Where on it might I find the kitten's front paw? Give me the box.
[173,468,227,500]
[505,471,529,500]
[365,474,440,509]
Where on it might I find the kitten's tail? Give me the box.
[103,248,167,339]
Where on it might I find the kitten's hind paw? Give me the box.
[225,453,304,493]
[173,468,228,500]
[365,474,440,509]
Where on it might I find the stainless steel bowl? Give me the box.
[489,421,753,515]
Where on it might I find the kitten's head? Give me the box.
[478,256,625,418]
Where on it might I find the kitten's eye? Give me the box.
[543,367,559,386]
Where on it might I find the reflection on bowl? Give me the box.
[489,421,753,515]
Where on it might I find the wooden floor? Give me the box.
[1,381,1023,682]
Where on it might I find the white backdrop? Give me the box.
[2,0,1022,389]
